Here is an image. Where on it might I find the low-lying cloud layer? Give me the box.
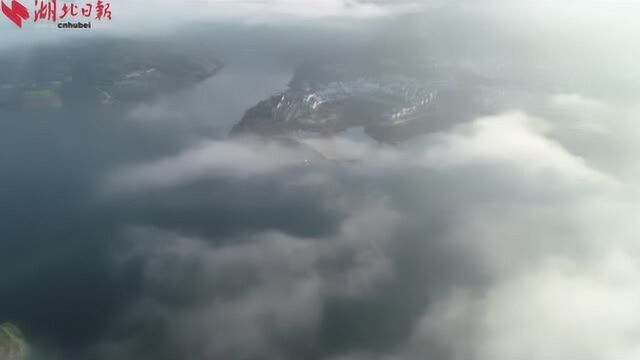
[3,88,637,359]
[1,2,639,360]
[68,99,635,359]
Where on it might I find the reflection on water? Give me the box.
[127,64,293,139]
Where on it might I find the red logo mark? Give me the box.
[2,0,29,28]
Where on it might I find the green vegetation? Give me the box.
[0,323,28,360]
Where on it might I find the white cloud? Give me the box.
[420,111,614,185]
[104,203,399,359]
[105,110,618,196]
[104,137,322,193]
[406,251,640,360]
[96,100,640,359]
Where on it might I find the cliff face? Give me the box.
[233,61,497,143]
[0,39,223,111]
